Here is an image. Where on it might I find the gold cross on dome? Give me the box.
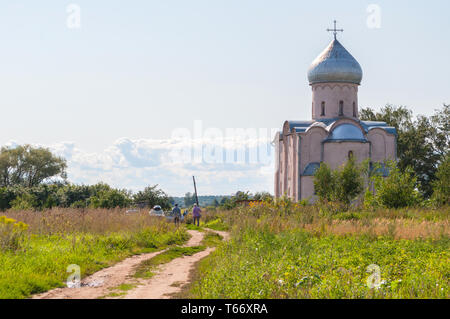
[327,20,344,40]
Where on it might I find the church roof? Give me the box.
[303,162,321,176]
[286,119,397,136]
[288,121,314,132]
[307,39,363,85]
[324,123,367,142]
[360,121,397,136]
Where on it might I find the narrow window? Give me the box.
[339,101,344,116]
[321,102,325,116]
[353,102,357,117]
[348,151,354,160]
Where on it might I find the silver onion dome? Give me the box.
[308,39,363,85]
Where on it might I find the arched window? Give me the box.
[321,102,325,116]
[353,102,357,117]
[339,101,344,116]
[348,151,354,159]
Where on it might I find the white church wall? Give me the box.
[368,129,397,162]
[311,83,359,120]
[323,142,370,169]
[299,128,327,174]
[300,176,316,202]
[369,132,386,162]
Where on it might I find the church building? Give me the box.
[274,23,397,202]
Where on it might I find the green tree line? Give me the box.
[360,104,449,198]
[0,145,173,211]
[0,182,173,211]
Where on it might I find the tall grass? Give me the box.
[3,208,174,235]
[0,208,189,299]
[210,204,450,240]
[186,204,449,299]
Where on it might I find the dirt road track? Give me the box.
[33,229,229,299]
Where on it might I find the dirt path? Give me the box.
[122,228,229,299]
[33,229,228,299]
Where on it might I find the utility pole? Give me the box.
[192,176,199,206]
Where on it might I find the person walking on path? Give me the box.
[172,204,181,226]
[192,204,202,227]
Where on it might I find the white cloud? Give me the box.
[9,137,275,196]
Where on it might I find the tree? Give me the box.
[371,162,421,208]
[0,187,19,211]
[335,156,365,205]
[56,184,92,208]
[233,191,251,201]
[253,192,273,201]
[314,158,365,206]
[133,185,172,210]
[0,145,67,188]
[184,192,197,207]
[360,104,449,198]
[432,154,450,206]
[313,163,336,202]
[430,104,450,158]
[89,188,131,209]
[10,193,38,211]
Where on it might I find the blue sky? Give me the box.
[0,1,449,196]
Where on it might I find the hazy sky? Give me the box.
[0,1,449,196]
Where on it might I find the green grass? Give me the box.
[0,228,189,299]
[201,231,223,247]
[101,291,127,298]
[115,283,136,291]
[185,223,203,231]
[203,218,229,231]
[133,246,206,279]
[98,283,137,299]
[188,228,449,299]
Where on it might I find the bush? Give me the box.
[314,157,365,206]
[371,162,422,208]
[0,187,17,211]
[89,189,131,209]
[314,163,336,202]
[133,185,172,210]
[335,157,365,205]
[10,193,38,211]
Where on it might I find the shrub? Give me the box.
[133,185,172,210]
[10,193,38,211]
[371,162,422,208]
[314,157,365,207]
[314,163,336,202]
[335,157,364,205]
[89,189,131,209]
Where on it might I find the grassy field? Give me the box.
[0,209,189,299]
[1,204,448,299]
[185,203,449,299]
